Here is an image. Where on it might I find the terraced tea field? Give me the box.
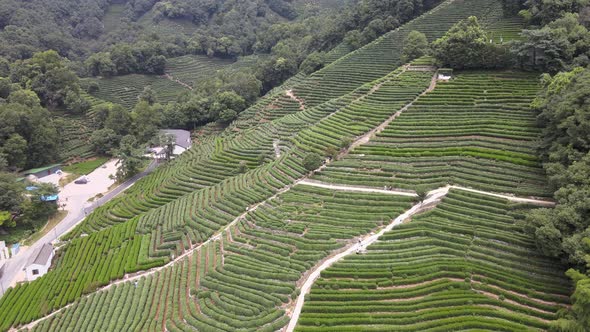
[26,186,415,332]
[86,55,235,108]
[291,0,508,108]
[0,64,434,331]
[52,93,111,162]
[137,9,200,38]
[0,0,570,331]
[164,55,235,87]
[296,190,570,331]
[53,113,96,161]
[102,3,126,33]
[314,71,550,197]
[85,74,186,109]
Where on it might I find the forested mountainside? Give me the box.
[0,0,442,172]
[1,0,590,330]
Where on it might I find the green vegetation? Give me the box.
[0,176,59,244]
[28,187,414,332]
[52,112,97,162]
[1,0,589,330]
[516,67,590,330]
[62,158,109,176]
[0,1,538,328]
[303,153,323,171]
[432,16,509,69]
[511,13,590,72]
[0,54,434,331]
[165,54,235,87]
[401,31,429,63]
[314,71,550,196]
[85,74,187,109]
[296,190,571,331]
[0,51,87,170]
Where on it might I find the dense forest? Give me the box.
[0,0,442,171]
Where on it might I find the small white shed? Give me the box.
[25,243,54,281]
[438,74,452,81]
[150,129,192,160]
[160,129,191,154]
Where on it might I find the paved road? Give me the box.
[0,160,157,296]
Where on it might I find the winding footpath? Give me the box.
[163,73,193,90]
[285,186,450,332]
[273,139,281,158]
[298,179,555,207]
[284,183,554,331]
[285,89,305,110]
[347,69,437,152]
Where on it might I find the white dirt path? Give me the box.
[298,179,415,196]
[273,139,281,158]
[347,70,437,152]
[163,73,193,90]
[285,89,305,110]
[285,186,450,332]
[298,180,555,207]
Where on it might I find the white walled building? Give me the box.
[25,243,54,281]
[160,129,192,155]
[149,129,192,160]
[0,241,9,261]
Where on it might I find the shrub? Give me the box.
[303,153,323,171]
[402,31,429,63]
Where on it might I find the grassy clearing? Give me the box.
[62,157,109,176]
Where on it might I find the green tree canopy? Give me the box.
[432,16,508,69]
[114,135,143,181]
[90,128,120,155]
[510,13,590,72]
[302,152,323,171]
[401,30,429,63]
[520,67,590,331]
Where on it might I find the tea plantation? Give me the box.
[0,0,572,331]
[296,190,570,331]
[314,71,551,197]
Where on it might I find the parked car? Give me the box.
[74,176,89,184]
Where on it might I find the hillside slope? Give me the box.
[0,1,568,331]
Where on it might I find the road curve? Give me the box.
[0,160,157,297]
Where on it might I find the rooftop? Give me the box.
[159,129,191,149]
[22,164,61,175]
[27,243,53,266]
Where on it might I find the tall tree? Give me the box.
[114,135,143,181]
[401,30,429,63]
[432,16,508,69]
